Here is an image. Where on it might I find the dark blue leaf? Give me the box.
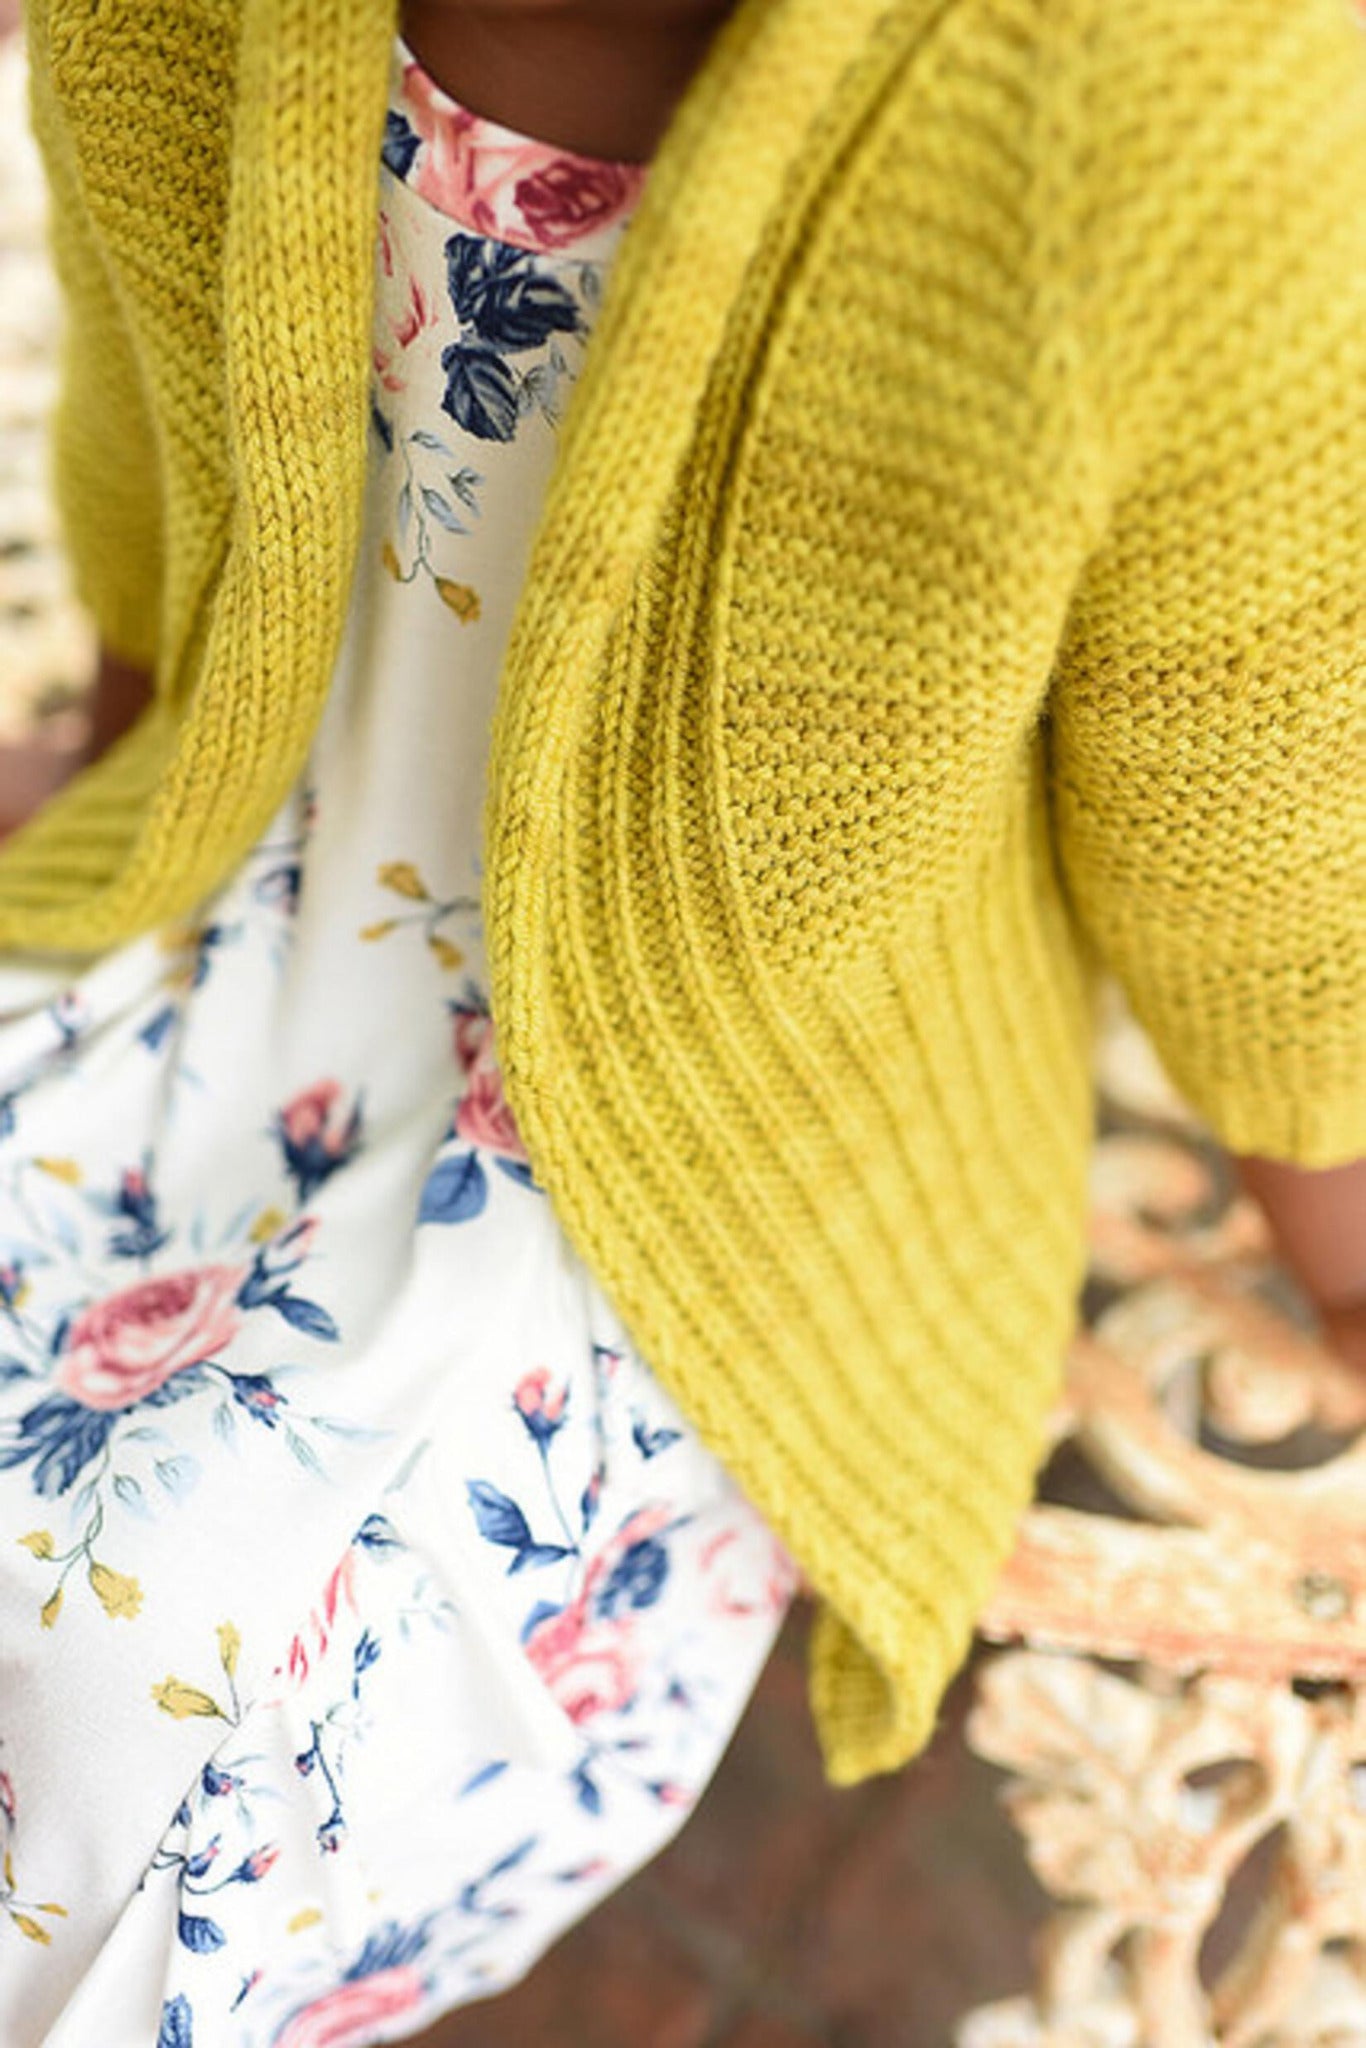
[440,344,519,443]
[369,396,394,452]
[177,1909,226,1955]
[268,1291,340,1342]
[353,1629,381,1676]
[0,1358,32,1383]
[157,1993,194,2048]
[472,272,580,354]
[509,1542,573,1574]
[0,1395,115,1496]
[380,108,420,180]
[466,1479,531,1552]
[595,1538,669,1618]
[443,233,520,324]
[632,1416,683,1460]
[494,1156,539,1191]
[356,1512,402,1553]
[418,1151,487,1225]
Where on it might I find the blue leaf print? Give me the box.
[466,1479,531,1552]
[443,233,518,324]
[154,1454,199,1498]
[268,1291,340,1342]
[420,485,466,534]
[354,1629,381,1676]
[459,1759,509,1798]
[596,1538,669,1618]
[380,108,421,180]
[113,1471,151,1518]
[345,1918,431,1981]
[139,1005,178,1053]
[632,1415,683,1460]
[285,1427,324,1478]
[572,1764,602,1816]
[0,1394,115,1496]
[478,273,580,353]
[443,234,579,351]
[418,1151,487,1225]
[356,1512,402,1553]
[441,343,519,443]
[0,1357,32,1383]
[370,397,394,453]
[485,1835,538,1883]
[395,478,412,539]
[410,428,455,457]
[177,1908,226,1955]
[508,1542,573,1574]
[494,1156,539,1192]
[157,1993,194,2048]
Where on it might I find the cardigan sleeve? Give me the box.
[25,4,164,671]
[1045,0,1366,1167]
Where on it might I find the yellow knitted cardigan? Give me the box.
[20,0,1366,1782]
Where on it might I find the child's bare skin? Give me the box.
[400,0,738,162]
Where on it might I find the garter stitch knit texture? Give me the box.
[20,0,1366,1780]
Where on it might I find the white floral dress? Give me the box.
[0,37,797,2048]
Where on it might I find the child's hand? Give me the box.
[0,644,154,844]
[0,730,91,843]
[1322,1301,1366,1377]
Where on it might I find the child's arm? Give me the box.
[1233,1153,1366,1370]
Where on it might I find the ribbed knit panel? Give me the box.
[16,0,1366,1776]
[7,0,397,947]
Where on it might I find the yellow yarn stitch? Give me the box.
[20,0,1366,1780]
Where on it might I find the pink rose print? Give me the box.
[373,209,438,397]
[514,1367,567,1445]
[55,1266,246,1412]
[273,1965,428,2048]
[524,1602,638,1725]
[453,1024,527,1162]
[399,56,645,253]
[513,156,639,250]
[275,1079,364,1202]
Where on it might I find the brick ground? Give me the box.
[407,1603,1050,2048]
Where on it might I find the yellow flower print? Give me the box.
[151,1678,226,1721]
[249,1206,288,1245]
[217,1621,241,1680]
[381,539,403,580]
[361,862,476,969]
[377,861,428,902]
[88,1561,143,1620]
[17,1530,53,1558]
[435,577,480,623]
[39,1589,61,1630]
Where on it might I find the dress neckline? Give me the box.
[389,33,650,255]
